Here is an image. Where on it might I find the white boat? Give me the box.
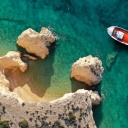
[107,26,128,45]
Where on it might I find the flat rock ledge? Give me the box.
[71,55,104,86]
[17,27,56,59]
[0,89,101,128]
[23,54,38,60]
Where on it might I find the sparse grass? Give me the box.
[2,106,5,113]
[35,111,38,114]
[19,120,29,128]
[26,111,29,115]
[52,121,64,128]
[29,117,32,122]
[79,117,82,120]
[22,102,25,107]
[0,120,9,128]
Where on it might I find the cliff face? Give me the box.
[0,51,27,90]
[71,55,104,86]
[0,89,101,128]
[17,27,56,59]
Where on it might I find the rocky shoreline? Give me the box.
[0,89,102,128]
[0,27,104,128]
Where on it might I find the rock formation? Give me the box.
[23,54,38,60]
[17,27,56,59]
[0,51,27,89]
[71,55,104,86]
[0,89,101,128]
[0,51,27,72]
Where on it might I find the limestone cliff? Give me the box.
[17,27,56,59]
[0,89,101,128]
[71,55,104,86]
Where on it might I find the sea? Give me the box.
[0,0,128,127]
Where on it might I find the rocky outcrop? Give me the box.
[0,51,27,72]
[17,27,56,59]
[71,55,104,86]
[23,54,38,60]
[0,69,10,88]
[0,51,27,89]
[0,89,101,128]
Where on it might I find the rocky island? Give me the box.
[71,55,104,86]
[17,27,56,59]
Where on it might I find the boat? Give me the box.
[107,26,128,45]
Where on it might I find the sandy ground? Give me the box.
[4,68,47,102]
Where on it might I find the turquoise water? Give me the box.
[0,0,128,127]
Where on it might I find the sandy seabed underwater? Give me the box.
[0,0,128,127]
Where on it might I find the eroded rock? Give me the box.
[0,51,27,89]
[17,27,56,59]
[0,51,27,72]
[23,54,38,60]
[71,55,104,86]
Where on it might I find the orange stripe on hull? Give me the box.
[123,33,128,42]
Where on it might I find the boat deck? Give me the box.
[112,27,128,44]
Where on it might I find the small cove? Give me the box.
[0,0,128,127]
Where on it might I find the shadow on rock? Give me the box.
[71,78,90,93]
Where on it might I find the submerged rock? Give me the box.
[71,55,104,86]
[17,27,56,59]
[106,52,118,69]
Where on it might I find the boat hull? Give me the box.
[107,26,128,45]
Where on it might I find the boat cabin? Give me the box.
[112,28,128,44]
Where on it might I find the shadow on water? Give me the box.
[93,82,103,128]
[71,78,92,92]
[71,77,103,128]
[15,43,56,98]
[113,40,128,52]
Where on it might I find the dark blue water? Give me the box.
[0,0,128,127]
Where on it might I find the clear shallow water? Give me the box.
[0,0,128,127]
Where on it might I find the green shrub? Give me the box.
[0,120,9,128]
[52,121,64,128]
[19,120,29,128]
[69,113,76,123]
